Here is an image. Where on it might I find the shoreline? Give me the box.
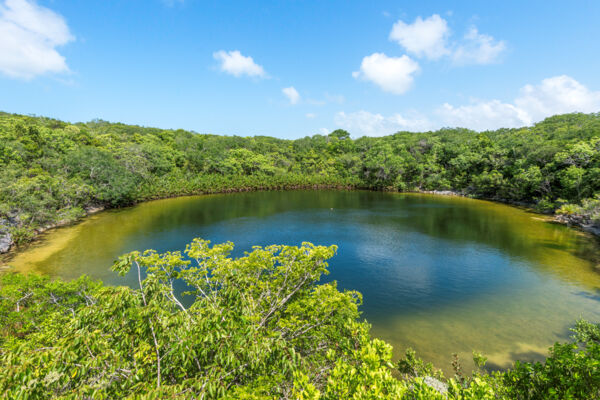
[1,186,598,258]
[0,184,355,256]
[407,189,600,238]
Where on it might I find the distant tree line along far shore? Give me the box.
[1,110,599,248]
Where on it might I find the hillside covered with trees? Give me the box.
[1,111,599,250]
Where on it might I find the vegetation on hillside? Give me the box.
[1,111,600,247]
[1,239,599,399]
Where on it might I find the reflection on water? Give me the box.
[3,191,600,374]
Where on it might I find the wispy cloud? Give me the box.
[452,27,506,65]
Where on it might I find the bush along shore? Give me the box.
[1,110,600,253]
[1,238,599,399]
[555,197,600,236]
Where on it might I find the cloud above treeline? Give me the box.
[336,75,600,136]
[335,110,431,136]
[1,4,596,139]
[0,0,74,79]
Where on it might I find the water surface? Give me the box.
[4,191,600,373]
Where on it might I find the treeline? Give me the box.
[1,239,599,399]
[1,111,599,246]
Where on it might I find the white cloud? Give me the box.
[213,50,266,78]
[437,100,529,131]
[389,14,450,60]
[515,75,600,122]
[0,0,74,79]
[282,86,300,104]
[388,15,506,65]
[305,113,316,119]
[318,128,330,135]
[334,110,432,136]
[438,75,600,130]
[452,27,506,65]
[339,76,600,134]
[353,53,419,95]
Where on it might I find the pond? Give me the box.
[3,190,600,373]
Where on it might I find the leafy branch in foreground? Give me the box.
[1,239,368,398]
[1,238,599,399]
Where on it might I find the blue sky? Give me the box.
[1,0,599,138]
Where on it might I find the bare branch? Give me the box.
[15,292,33,312]
[258,273,310,329]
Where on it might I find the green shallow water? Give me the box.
[3,190,600,373]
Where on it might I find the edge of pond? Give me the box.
[2,186,599,268]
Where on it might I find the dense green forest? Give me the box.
[1,111,600,248]
[1,238,599,399]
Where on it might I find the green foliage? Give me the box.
[571,319,600,343]
[558,196,600,224]
[1,111,600,245]
[557,203,581,215]
[1,238,599,398]
[0,239,367,398]
[500,342,600,399]
[472,351,488,369]
[397,348,440,379]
